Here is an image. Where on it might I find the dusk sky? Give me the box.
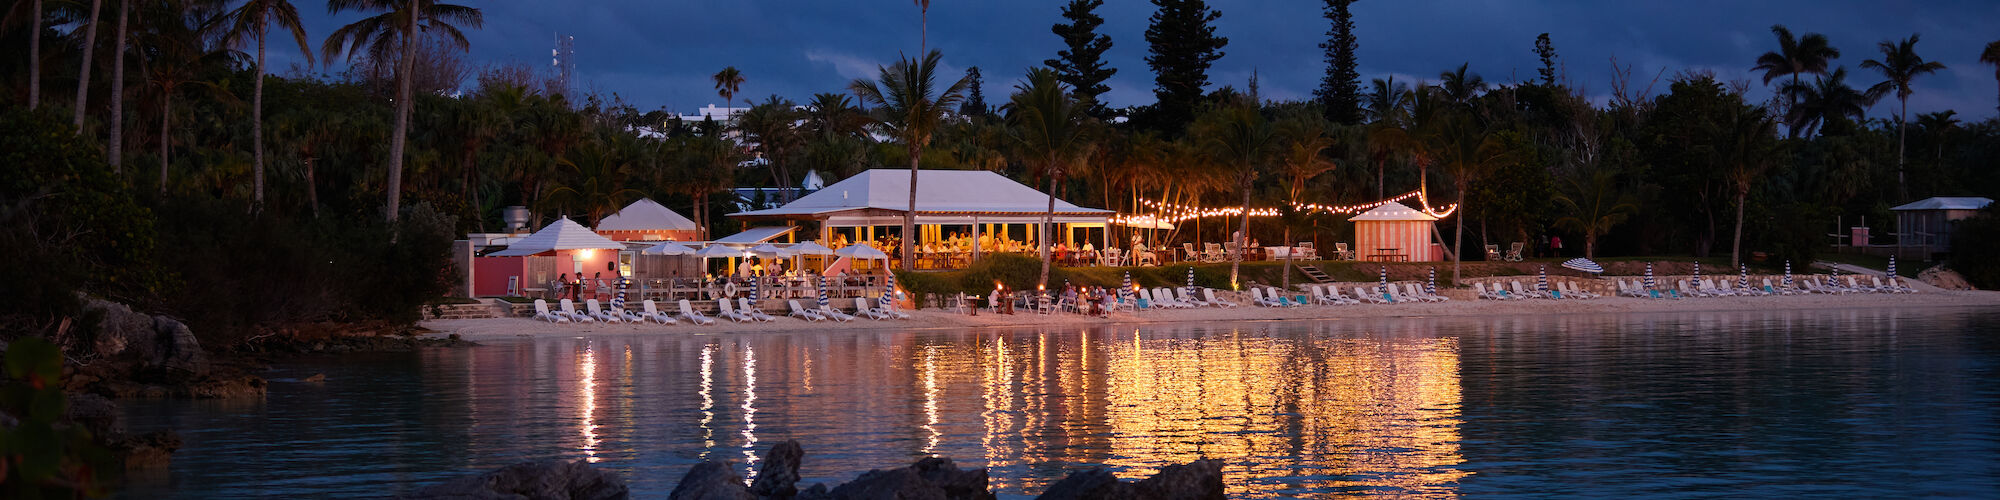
[287,1,2000,121]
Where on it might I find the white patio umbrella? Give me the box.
[790,241,836,255]
[835,245,890,260]
[642,242,697,255]
[748,243,792,258]
[695,244,741,276]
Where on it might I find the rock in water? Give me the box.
[809,457,993,500]
[410,459,628,500]
[80,298,208,376]
[667,461,754,500]
[1032,460,1225,500]
[910,457,993,500]
[1032,468,1120,500]
[750,440,804,499]
[150,316,209,375]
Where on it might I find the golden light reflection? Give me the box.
[699,343,715,459]
[921,345,941,455]
[578,343,600,463]
[741,345,759,477]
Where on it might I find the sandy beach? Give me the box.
[423,287,2000,340]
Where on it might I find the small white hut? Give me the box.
[1348,201,1440,261]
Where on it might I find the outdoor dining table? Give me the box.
[1369,248,1409,262]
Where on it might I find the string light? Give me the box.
[1116,189,1459,225]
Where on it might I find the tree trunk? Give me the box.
[27,0,40,110]
[306,157,320,218]
[73,0,102,131]
[1280,226,1292,292]
[1584,228,1597,259]
[1039,174,1056,289]
[1231,176,1250,288]
[1731,185,1746,269]
[252,18,267,210]
[1896,98,1908,202]
[158,93,170,194]
[107,0,126,171]
[385,0,416,222]
[902,144,918,271]
[1452,182,1466,286]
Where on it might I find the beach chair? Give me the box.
[533,299,570,323]
[739,298,776,322]
[1403,284,1441,303]
[1697,279,1729,297]
[1249,288,1276,307]
[1761,278,1790,296]
[1484,244,1502,261]
[1475,283,1499,300]
[1203,288,1238,308]
[875,297,914,319]
[853,298,890,320]
[1563,281,1597,299]
[557,299,595,323]
[1143,288,1171,308]
[715,298,750,323]
[816,302,855,322]
[640,300,679,324]
[1883,276,1916,294]
[1152,288,1187,309]
[788,300,825,321]
[1177,287,1211,307]
[1328,286,1363,305]
[617,305,648,323]
[1505,242,1525,262]
[1355,286,1389,304]
[677,299,717,325]
[1332,243,1355,261]
[1272,287,1304,307]
[1385,284,1408,303]
[585,299,624,323]
[1847,276,1881,293]
[1162,288,1195,308]
[1510,281,1545,300]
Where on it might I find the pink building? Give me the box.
[1348,202,1442,262]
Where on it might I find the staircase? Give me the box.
[1297,265,1336,284]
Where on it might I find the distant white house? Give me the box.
[677,104,748,125]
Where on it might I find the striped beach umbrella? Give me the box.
[884,272,899,300]
[1738,266,1749,289]
[1537,266,1549,291]
[817,276,831,308]
[611,275,630,311]
[1887,256,1897,278]
[1693,261,1701,282]
[1121,271,1134,299]
[1379,266,1389,293]
[748,275,760,302]
[1645,262,1656,289]
[1784,260,1793,288]
[1426,267,1438,294]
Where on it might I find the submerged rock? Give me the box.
[666,461,754,500]
[1032,460,1225,500]
[410,459,628,500]
[668,442,1220,500]
[749,440,804,499]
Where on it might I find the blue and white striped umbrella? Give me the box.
[1645,262,1656,289]
[1426,267,1438,294]
[1784,260,1793,288]
[1561,258,1603,274]
[817,276,831,308]
[1121,271,1134,299]
[1537,266,1549,291]
[1693,262,1701,282]
[1887,256,1897,278]
[1379,266,1389,293]
[883,272,899,301]
[1739,266,1749,289]
[611,276,630,311]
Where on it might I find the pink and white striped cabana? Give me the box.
[1348,201,1440,261]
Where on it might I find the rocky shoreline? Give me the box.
[407,440,1226,500]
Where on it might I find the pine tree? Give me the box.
[960,67,987,116]
[1144,0,1228,132]
[1315,0,1362,125]
[1045,0,1117,118]
[1534,33,1560,86]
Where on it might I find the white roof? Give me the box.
[714,226,800,244]
[1347,201,1439,222]
[730,169,1113,218]
[595,198,697,232]
[1891,197,1993,211]
[488,217,626,256]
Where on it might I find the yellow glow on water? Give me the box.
[699,344,715,458]
[578,344,599,463]
[741,344,759,477]
[921,345,941,455]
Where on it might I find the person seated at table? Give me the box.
[1061,285,1078,306]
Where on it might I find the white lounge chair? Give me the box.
[640,300,678,324]
[533,299,570,323]
[715,298,750,323]
[1203,288,1237,308]
[816,302,854,322]
[875,296,913,319]
[1356,286,1390,304]
[1326,286,1362,305]
[1406,283,1446,302]
[788,300,824,321]
[854,297,890,320]
[558,299,596,323]
[1249,288,1278,307]
[585,299,624,323]
[1176,287,1211,307]
[1882,276,1916,294]
[677,299,717,325]
[1511,281,1546,300]
[738,298,776,322]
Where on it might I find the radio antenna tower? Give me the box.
[552,32,575,96]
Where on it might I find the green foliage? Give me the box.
[1143,0,1228,133]
[1,338,114,498]
[1045,0,1116,118]
[1950,207,2000,289]
[1315,0,1362,125]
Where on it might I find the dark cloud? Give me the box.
[285,0,2000,119]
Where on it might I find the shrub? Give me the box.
[1950,206,2000,290]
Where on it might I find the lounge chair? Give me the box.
[739,298,776,322]
[788,300,825,321]
[1882,276,1916,294]
[1407,283,1447,302]
[1329,286,1363,305]
[1847,276,1881,293]
[1475,283,1500,300]
[875,296,913,319]
[585,299,624,323]
[618,305,647,323]
[815,302,855,322]
[533,299,570,323]
[1249,288,1277,307]
[1202,288,1238,308]
[714,299,750,323]
[677,299,717,325]
[854,297,890,320]
[1511,281,1546,299]
[1270,287,1302,307]
[1176,287,1211,307]
[1356,286,1390,304]
[640,300,679,324]
[558,299,596,323]
[1152,288,1189,308]
[1761,278,1790,296]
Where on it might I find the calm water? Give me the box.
[120,307,2000,498]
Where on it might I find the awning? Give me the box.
[487,217,626,256]
[713,226,800,244]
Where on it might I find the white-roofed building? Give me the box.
[1348,201,1442,262]
[594,198,699,241]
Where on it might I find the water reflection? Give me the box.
[117,308,2000,498]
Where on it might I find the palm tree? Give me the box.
[323,0,484,221]
[1860,33,1946,202]
[1438,63,1485,106]
[737,95,803,192]
[71,0,102,130]
[1364,76,1411,125]
[1552,167,1637,258]
[6,0,46,109]
[805,92,870,139]
[1273,112,1335,291]
[915,0,930,53]
[849,50,973,271]
[1003,67,1093,288]
[1723,106,1779,269]
[1981,40,1999,113]
[107,0,129,170]
[1428,113,1517,285]
[712,66,743,120]
[1778,67,1883,137]
[216,0,313,210]
[1190,99,1273,289]
[1752,24,1839,137]
[144,3,222,195]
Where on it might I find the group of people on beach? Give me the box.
[553,272,629,301]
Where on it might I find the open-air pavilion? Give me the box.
[729,169,1116,269]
